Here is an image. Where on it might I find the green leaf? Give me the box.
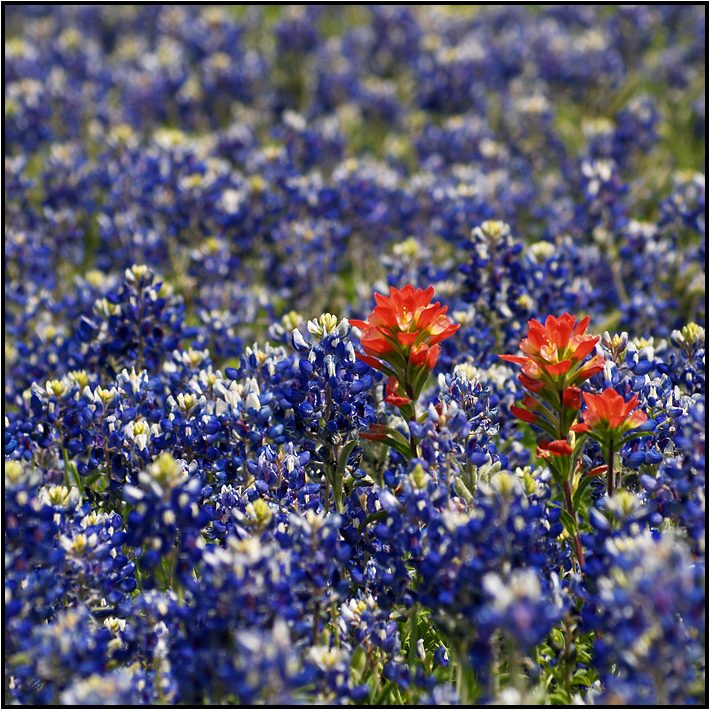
[410,366,431,400]
[558,506,577,535]
[83,471,103,488]
[381,427,409,446]
[550,690,571,704]
[454,475,474,503]
[573,671,592,686]
[396,403,415,421]
[550,628,565,651]
[351,645,367,682]
[337,438,359,473]
[572,471,597,511]
[618,430,651,445]
[548,464,565,489]
[379,435,414,458]
[367,425,408,443]
[358,509,389,532]
[529,416,561,439]
[572,433,589,458]
[534,386,563,412]
[382,345,407,370]
[537,400,564,428]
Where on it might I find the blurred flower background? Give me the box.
[4,5,706,705]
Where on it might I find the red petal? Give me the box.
[397,331,419,347]
[548,314,575,349]
[374,291,391,307]
[522,360,544,378]
[355,352,384,370]
[571,337,599,361]
[385,376,410,406]
[625,410,648,429]
[623,393,640,416]
[575,357,605,381]
[521,393,542,411]
[526,319,548,351]
[361,334,395,355]
[426,343,441,370]
[519,374,546,392]
[544,360,572,376]
[581,410,602,428]
[542,439,574,456]
[574,315,591,337]
[410,343,430,367]
[510,405,539,425]
[499,354,529,365]
[563,386,582,409]
[361,425,388,441]
[414,285,435,307]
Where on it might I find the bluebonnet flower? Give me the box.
[6,602,113,704]
[60,666,153,706]
[3,5,707,704]
[584,528,705,705]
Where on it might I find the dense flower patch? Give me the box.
[4,5,706,705]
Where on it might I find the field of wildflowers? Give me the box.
[4,5,706,705]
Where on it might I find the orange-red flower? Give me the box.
[500,314,603,387]
[350,285,459,408]
[384,376,411,407]
[510,404,541,425]
[350,285,459,369]
[410,342,441,370]
[563,386,582,409]
[360,424,389,441]
[499,315,605,474]
[537,439,574,458]
[572,388,648,433]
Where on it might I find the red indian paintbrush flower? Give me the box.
[571,388,647,435]
[350,285,459,405]
[499,314,605,568]
[537,439,574,458]
[500,314,604,388]
[500,314,604,429]
[571,388,649,497]
[384,376,411,407]
[350,285,458,366]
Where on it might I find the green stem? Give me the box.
[562,613,576,703]
[456,641,471,705]
[611,255,630,305]
[490,633,501,698]
[367,642,381,694]
[606,442,615,497]
[155,655,166,704]
[323,466,331,514]
[406,601,420,703]
[312,598,319,645]
[61,442,84,497]
[402,378,419,458]
[505,634,521,693]
[407,602,419,667]
[331,601,340,647]
[556,389,585,571]
[563,479,585,571]
[62,444,72,490]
